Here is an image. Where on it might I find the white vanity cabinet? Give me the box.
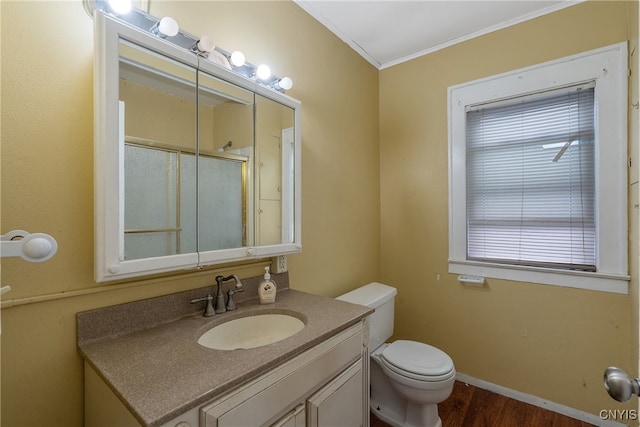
[201,323,367,427]
[84,321,369,427]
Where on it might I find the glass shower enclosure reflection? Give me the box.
[119,39,251,261]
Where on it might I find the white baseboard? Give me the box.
[455,373,629,427]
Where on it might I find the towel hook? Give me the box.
[1,230,58,263]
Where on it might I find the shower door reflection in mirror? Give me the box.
[120,42,257,260]
[119,39,198,260]
[197,70,254,253]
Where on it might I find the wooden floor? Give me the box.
[370,381,595,427]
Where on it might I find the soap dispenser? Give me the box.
[258,266,277,304]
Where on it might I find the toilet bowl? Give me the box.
[336,283,455,427]
[372,341,455,427]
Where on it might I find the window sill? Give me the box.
[449,260,629,294]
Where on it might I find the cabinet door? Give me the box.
[307,360,363,427]
[202,324,363,427]
[271,404,305,427]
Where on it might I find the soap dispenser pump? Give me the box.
[258,266,277,304]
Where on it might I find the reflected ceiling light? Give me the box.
[230,51,246,67]
[107,0,132,15]
[256,64,271,81]
[542,141,580,149]
[151,16,179,38]
[193,36,215,54]
[218,141,233,152]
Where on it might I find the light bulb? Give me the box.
[107,0,132,15]
[278,77,293,90]
[256,64,271,81]
[230,51,246,67]
[197,36,215,53]
[157,17,179,37]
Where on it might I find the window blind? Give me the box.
[465,85,596,271]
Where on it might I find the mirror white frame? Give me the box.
[94,11,301,282]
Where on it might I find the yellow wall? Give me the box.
[1,0,637,426]
[0,1,379,426]
[379,0,638,416]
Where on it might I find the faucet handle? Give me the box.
[190,295,215,317]
[226,287,245,311]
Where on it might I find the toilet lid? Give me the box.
[381,340,454,379]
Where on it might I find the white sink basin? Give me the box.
[197,313,305,350]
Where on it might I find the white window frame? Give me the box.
[448,42,629,294]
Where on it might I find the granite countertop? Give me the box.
[77,277,372,427]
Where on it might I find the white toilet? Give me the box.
[337,282,455,427]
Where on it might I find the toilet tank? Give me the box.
[336,282,397,352]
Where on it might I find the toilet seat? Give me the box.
[381,340,455,382]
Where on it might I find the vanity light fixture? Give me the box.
[275,77,294,91]
[230,51,246,67]
[256,64,272,81]
[83,2,293,93]
[269,77,294,91]
[192,36,216,55]
[83,0,132,16]
[106,0,132,15]
[151,16,179,38]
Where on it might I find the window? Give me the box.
[448,43,628,293]
[466,85,596,270]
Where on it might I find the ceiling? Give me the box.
[294,1,582,70]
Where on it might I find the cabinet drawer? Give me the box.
[202,323,363,427]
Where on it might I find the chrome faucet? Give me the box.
[215,274,245,313]
[190,274,244,317]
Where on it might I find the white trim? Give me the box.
[295,1,584,70]
[448,42,629,294]
[456,373,627,427]
[450,260,629,295]
[381,1,585,70]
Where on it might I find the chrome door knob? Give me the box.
[604,367,640,402]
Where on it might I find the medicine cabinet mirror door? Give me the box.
[195,68,255,264]
[195,66,303,268]
[95,13,203,282]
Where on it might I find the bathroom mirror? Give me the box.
[94,11,301,282]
